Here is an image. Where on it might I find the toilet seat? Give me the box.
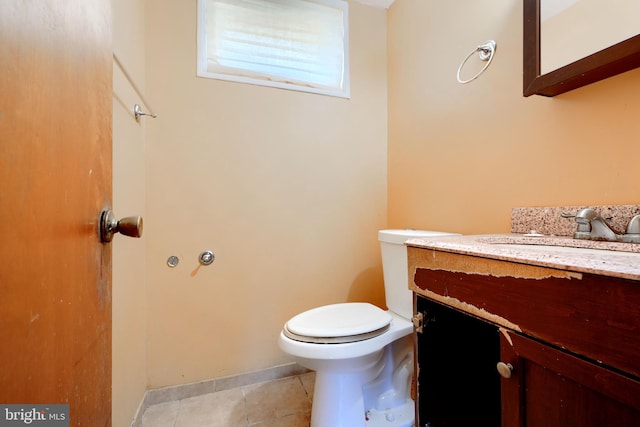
[283,303,392,344]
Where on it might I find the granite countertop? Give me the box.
[405,234,640,281]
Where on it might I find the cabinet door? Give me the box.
[499,331,640,427]
[415,297,501,427]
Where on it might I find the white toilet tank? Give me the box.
[378,229,459,320]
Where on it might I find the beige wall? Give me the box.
[387,0,640,234]
[112,0,640,407]
[144,0,388,388]
[112,0,148,424]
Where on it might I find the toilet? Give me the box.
[278,229,458,427]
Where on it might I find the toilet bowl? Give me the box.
[278,229,459,427]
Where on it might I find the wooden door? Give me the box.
[0,1,113,425]
[499,332,640,427]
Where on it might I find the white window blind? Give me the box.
[197,0,349,98]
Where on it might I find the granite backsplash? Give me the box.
[511,205,640,236]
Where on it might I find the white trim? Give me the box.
[351,0,395,9]
[197,69,351,99]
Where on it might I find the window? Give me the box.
[197,0,349,98]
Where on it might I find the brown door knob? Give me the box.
[100,209,143,242]
[496,362,514,379]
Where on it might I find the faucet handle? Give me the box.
[618,215,640,243]
[561,211,591,233]
[626,215,640,235]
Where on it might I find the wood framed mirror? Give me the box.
[523,0,640,97]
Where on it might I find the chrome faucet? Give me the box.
[574,208,617,241]
[562,209,640,243]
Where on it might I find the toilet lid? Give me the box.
[284,303,392,344]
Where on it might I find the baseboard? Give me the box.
[130,392,149,427]
[131,363,309,426]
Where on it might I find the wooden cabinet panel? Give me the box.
[500,331,640,427]
[410,248,640,378]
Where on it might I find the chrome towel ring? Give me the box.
[456,40,497,84]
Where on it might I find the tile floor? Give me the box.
[141,372,315,427]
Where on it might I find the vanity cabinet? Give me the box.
[409,246,640,427]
